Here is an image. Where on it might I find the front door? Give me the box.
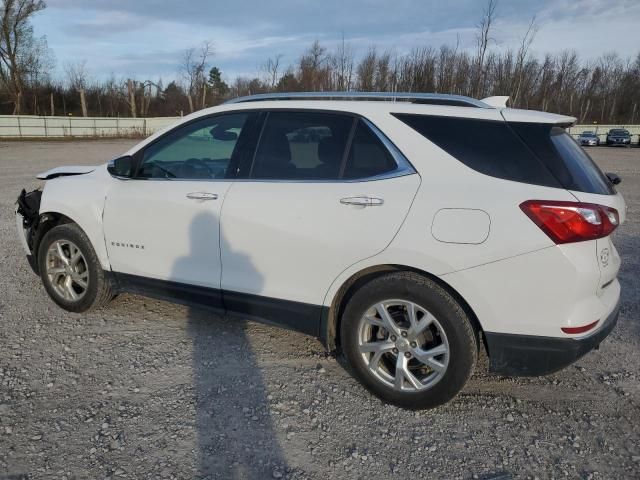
[103,112,255,303]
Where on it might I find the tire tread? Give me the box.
[38,223,113,313]
[340,271,478,409]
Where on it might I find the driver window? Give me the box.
[138,113,248,179]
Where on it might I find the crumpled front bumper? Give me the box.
[15,189,43,273]
[15,209,31,255]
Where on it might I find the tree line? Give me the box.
[2,0,640,124]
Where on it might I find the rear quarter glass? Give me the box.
[393,113,615,195]
[392,113,561,188]
[509,123,615,195]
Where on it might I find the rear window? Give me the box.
[509,123,614,194]
[393,114,561,188]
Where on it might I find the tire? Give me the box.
[37,223,113,313]
[340,272,478,409]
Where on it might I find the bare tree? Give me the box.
[0,0,46,114]
[180,41,213,112]
[474,0,498,97]
[299,40,329,91]
[64,60,89,116]
[356,47,377,91]
[332,34,354,91]
[511,16,538,106]
[64,59,88,91]
[262,54,283,91]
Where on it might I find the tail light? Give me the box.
[520,200,619,244]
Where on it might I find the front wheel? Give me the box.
[340,272,478,409]
[38,223,113,313]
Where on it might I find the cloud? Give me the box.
[32,0,640,81]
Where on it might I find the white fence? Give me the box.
[0,115,180,138]
[1,115,639,142]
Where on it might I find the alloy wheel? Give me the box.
[357,300,449,392]
[45,240,89,301]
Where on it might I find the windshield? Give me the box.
[580,132,595,137]
[610,129,629,135]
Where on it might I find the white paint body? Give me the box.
[29,99,625,341]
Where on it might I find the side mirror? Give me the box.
[606,172,621,185]
[210,128,238,141]
[107,155,134,178]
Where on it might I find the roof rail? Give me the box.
[224,92,491,108]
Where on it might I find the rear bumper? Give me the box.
[485,298,620,376]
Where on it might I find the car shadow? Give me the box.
[172,211,288,478]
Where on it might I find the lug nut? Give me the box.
[401,331,408,337]
[404,352,411,358]
[410,341,417,348]
[392,348,399,354]
[390,335,396,341]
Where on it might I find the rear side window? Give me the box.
[393,114,561,188]
[343,120,397,179]
[509,123,614,194]
[251,111,352,180]
[250,112,403,180]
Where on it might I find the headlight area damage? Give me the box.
[16,188,43,273]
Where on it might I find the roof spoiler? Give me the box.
[481,96,510,108]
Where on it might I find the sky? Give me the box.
[31,0,640,84]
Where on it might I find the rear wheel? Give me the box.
[340,272,477,409]
[38,223,113,312]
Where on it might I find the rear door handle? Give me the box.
[340,196,384,207]
[186,192,218,200]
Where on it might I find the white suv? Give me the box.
[16,92,626,409]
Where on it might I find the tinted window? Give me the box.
[252,112,353,180]
[394,114,561,188]
[343,120,398,179]
[510,123,614,194]
[139,113,248,179]
[609,129,630,136]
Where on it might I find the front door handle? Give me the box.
[186,192,218,201]
[340,196,384,207]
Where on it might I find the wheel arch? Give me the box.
[320,264,486,354]
[34,210,109,271]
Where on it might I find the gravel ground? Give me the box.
[0,140,639,480]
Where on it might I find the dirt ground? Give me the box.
[0,140,638,480]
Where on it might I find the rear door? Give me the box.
[219,110,420,333]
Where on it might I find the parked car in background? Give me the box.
[606,128,631,146]
[15,92,626,409]
[578,131,600,146]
